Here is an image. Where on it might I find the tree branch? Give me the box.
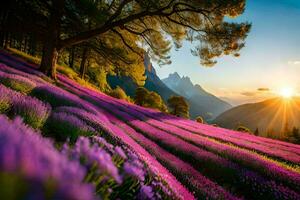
[111,28,143,58]
[59,1,209,48]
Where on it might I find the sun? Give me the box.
[279,87,294,98]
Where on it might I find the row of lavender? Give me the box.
[0,59,181,199]
[57,74,300,199]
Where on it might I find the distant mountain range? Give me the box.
[108,54,231,120]
[213,97,300,137]
[162,73,232,119]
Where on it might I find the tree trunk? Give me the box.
[79,47,88,79]
[29,34,37,56]
[69,47,75,69]
[0,30,4,47]
[11,35,16,48]
[4,32,10,49]
[40,42,59,78]
[0,5,8,48]
[23,35,28,53]
[39,0,64,79]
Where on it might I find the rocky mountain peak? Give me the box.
[167,72,181,80]
[181,76,193,87]
[144,53,156,75]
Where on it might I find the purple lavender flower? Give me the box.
[115,146,127,159]
[11,95,51,129]
[0,85,12,113]
[31,85,98,114]
[0,115,96,200]
[66,137,122,183]
[0,70,36,94]
[123,161,145,182]
[0,84,50,129]
[137,185,154,200]
[0,62,46,85]
[45,112,95,141]
[54,106,110,131]
[92,136,114,152]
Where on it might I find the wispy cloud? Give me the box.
[241,87,271,96]
[288,60,300,65]
[257,88,270,92]
[241,92,257,97]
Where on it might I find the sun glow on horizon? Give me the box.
[279,87,294,99]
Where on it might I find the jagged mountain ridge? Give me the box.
[162,72,232,120]
[108,55,231,120]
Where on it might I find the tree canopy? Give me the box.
[167,96,189,118]
[1,0,251,79]
[196,116,204,123]
[135,87,167,112]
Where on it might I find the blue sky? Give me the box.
[153,0,300,105]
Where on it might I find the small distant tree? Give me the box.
[283,122,290,136]
[236,125,252,133]
[135,87,148,106]
[109,86,130,101]
[147,92,168,112]
[266,129,276,139]
[167,96,189,118]
[290,127,300,144]
[292,127,299,138]
[254,128,259,136]
[196,116,204,124]
[134,87,167,112]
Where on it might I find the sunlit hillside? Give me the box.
[214,98,300,139]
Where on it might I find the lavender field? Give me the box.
[0,51,300,200]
